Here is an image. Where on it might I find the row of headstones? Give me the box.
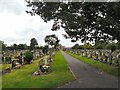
[1,50,45,64]
[1,49,54,66]
[1,50,45,71]
[1,50,26,64]
[70,49,120,66]
[2,50,54,75]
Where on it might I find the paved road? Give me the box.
[58,51,119,88]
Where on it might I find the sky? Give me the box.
[0,0,84,47]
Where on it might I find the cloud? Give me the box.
[0,0,27,15]
[0,0,83,47]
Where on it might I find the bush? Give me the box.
[96,45,104,49]
[117,41,120,49]
[106,43,117,52]
[25,51,33,64]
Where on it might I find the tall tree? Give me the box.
[13,44,18,50]
[83,42,93,49]
[0,41,7,51]
[71,44,83,49]
[44,34,60,48]
[25,1,120,43]
[30,38,38,49]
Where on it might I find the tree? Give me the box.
[18,44,28,50]
[71,44,83,49]
[106,43,117,52]
[83,42,93,49]
[42,45,48,54]
[44,34,60,48]
[117,41,120,49]
[25,2,120,43]
[0,41,7,51]
[13,44,18,50]
[30,38,38,49]
[25,51,33,64]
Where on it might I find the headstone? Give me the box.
[108,53,113,65]
[2,55,4,63]
[6,56,11,64]
[38,60,41,70]
[8,56,12,64]
[12,60,16,68]
[99,53,104,62]
[83,51,87,57]
[45,56,49,65]
[19,56,22,65]
[114,53,120,66]
[87,51,92,58]
[103,52,109,63]
[95,51,99,61]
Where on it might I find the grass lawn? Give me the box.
[0,64,11,71]
[66,51,119,77]
[2,51,75,88]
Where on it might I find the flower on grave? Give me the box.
[42,65,50,70]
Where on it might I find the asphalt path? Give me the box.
[58,51,119,88]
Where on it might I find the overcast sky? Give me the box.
[0,0,84,47]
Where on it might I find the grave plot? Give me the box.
[32,49,55,76]
[1,50,45,75]
[2,51,75,88]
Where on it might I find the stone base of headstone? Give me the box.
[32,69,52,76]
[32,70,41,76]
[2,67,11,75]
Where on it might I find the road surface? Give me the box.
[58,51,119,88]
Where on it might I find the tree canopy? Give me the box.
[71,44,83,49]
[30,38,38,49]
[44,34,60,48]
[25,1,120,44]
[0,41,6,51]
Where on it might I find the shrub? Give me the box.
[106,43,117,52]
[96,45,104,49]
[25,51,33,64]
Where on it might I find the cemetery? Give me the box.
[0,1,120,89]
[1,51,75,88]
[0,33,76,88]
[1,46,119,88]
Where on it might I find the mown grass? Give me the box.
[2,51,75,88]
[0,64,11,71]
[66,51,119,77]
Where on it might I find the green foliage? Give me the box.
[117,41,120,49]
[30,38,38,50]
[83,42,93,49]
[25,51,33,64]
[13,44,17,50]
[7,43,28,50]
[71,44,83,49]
[0,41,6,51]
[42,45,48,54]
[44,34,60,48]
[26,2,120,43]
[17,44,28,50]
[106,43,117,52]
[95,45,103,49]
[0,64,11,71]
